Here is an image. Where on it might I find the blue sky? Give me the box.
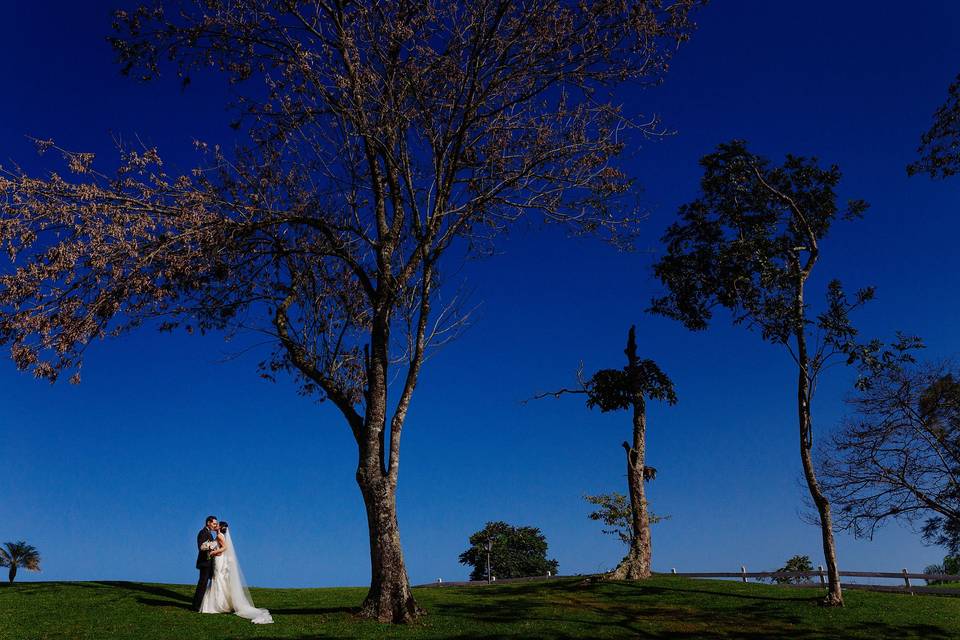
[1,1,959,588]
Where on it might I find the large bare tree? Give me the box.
[0,1,700,622]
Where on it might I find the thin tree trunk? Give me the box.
[799,413,843,605]
[8,565,15,583]
[356,470,421,622]
[609,327,652,580]
[795,276,844,606]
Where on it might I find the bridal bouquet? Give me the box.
[200,540,218,556]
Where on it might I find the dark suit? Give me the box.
[191,527,216,611]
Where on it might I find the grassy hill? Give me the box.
[2,576,958,639]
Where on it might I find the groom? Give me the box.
[192,515,219,612]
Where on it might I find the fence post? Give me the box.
[902,568,912,592]
[741,566,748,583]
[818,565,825,586]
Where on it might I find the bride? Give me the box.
[200,521,273,624]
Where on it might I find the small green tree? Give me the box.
[584,492,669,547]
[924,563,945,585]
[924,556,960,586]
[458,522,558,581]
[768,554,814,585]
[0,542,41,583]
[945,556,960,576]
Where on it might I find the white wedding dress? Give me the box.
[200,530,273,624]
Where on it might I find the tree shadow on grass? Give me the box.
[94,581,192,603]
[606,580,819,602]
[93,582,359,616]
[0,583,57,594]
[433,601,954,639]
[136,596,193,610]
[432,635,592,640]
[453,626,949,640]
[221,628,951,640]
[1,581,109,595]
[222,634,588,640]
[474,578,815,603]
[221,637,329,640]
[268,606,359,616]
[426,580,955,639]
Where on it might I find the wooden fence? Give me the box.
[416,574,567,588]
[417,569,960,595]
[662,567,960,595]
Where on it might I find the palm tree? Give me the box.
[0,541,41,583]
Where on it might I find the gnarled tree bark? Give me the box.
[608,436,652,579]
[357,471,421,622]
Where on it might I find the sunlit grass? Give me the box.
[2,576,958,639]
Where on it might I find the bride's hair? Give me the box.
[218,521,229,533]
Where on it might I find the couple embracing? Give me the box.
[192,515,273,624]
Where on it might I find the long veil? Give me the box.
[223,530,273,624]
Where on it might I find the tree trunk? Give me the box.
[799,417,843,606]
[8,565,15,583]
[609,328,652,580]
[356,470,422,622]
[794,276,843,606]
[608,432,652,579]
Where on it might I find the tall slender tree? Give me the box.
[650,140,877,606]
[0,1,701,621]
[537,326,675,579]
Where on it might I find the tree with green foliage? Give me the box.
[768,554,814,585]
[458,522,558,582]
[0,541,41,583]
[924,556,960,585]
[650,140,884,606]
[536,326,676,580]
[584,492,669,547]
[908,73,960,178]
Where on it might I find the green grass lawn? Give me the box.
[1,576,958,639]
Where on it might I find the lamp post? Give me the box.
[485,538,492,584]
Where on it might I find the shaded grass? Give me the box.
[1,576,958,639]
